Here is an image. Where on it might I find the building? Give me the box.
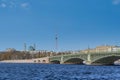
[95,45,112,52]
[112,46,120,52]
[80,45,120,53]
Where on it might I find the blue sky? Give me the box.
[0,0,120,51]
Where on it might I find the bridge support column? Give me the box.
[60,55,64,64]
[84,61,92,65]
[84,54,92,65]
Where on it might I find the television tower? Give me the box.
[55,33,58,51]
[24,43,27,51]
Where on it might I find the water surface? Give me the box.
[0,63,120,80]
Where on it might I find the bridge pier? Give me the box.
[83,61,92,65]
[60,55,64,64]
[84,54,92,65]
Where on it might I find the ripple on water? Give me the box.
[0,64,119,80]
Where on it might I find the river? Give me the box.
[0,63,120,80]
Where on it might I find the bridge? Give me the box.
[49,52,120,65]
[1,52,120,65]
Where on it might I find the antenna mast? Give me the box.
[24,43,26,52]
[55,33,58,51]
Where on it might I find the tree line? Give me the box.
[0,50,73,60]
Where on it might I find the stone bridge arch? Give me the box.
[63,54,87,64]
[49,56,61,64]
[91,55,120,65]
[63,58,84,64]
[50,60,60,64]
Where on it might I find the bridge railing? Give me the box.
[49,51,120,58]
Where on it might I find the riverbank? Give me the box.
[0,57,49,63]
[0,59,33,63]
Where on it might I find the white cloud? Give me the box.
[113,0,120,5]
[0,0,30,9]
[0,3,7,8]
[20,3,29,8]
[2,0,7,1]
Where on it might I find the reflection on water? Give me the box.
[0,63,120,80]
